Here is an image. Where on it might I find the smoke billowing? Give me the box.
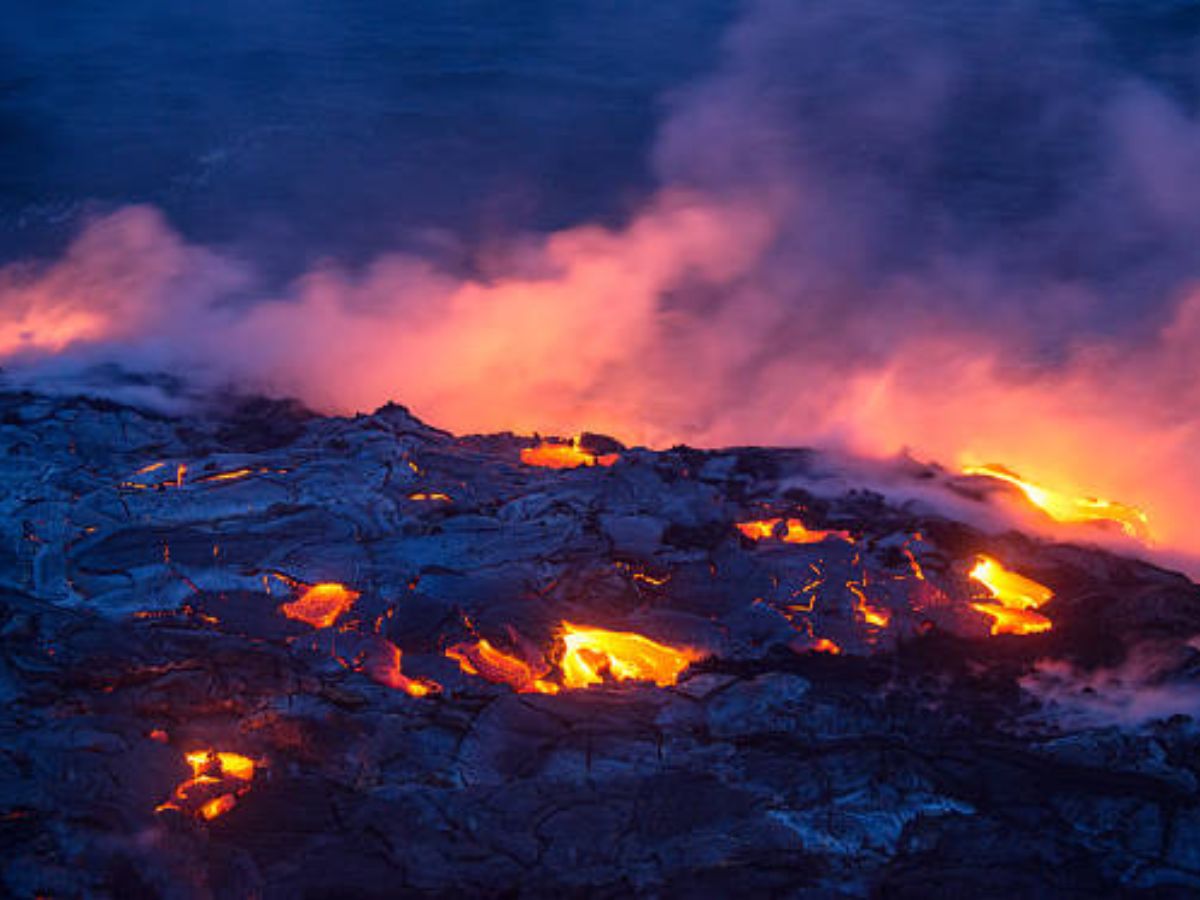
[1021,640,1200,728]
[3,1,1200,561]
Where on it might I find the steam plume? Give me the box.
[2,1,1200,563]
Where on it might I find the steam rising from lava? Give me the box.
[3,1,1200,563]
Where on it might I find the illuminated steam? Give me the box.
[2,0,1199,564]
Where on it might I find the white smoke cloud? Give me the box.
[1021,640,1200,729]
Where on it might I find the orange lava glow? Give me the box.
[0,306,109,356]
[968,554,1054,635]
[196,468,256,483]
[445,638,559,694]
[963,464,1150,539]
[155,749,258,821]
[848,582,891,628]
[368,640,440,697]
[811,638,842,654]
[186,750,256,781]
[520,439,619,470]
[279,582,360,629]
[736,518,852,545]
[558,622,701,689]
[199,794,238,820]
[408,491,452,502]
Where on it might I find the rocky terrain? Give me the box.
[1,383,1198,898]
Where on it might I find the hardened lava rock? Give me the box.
[0,382,1198,898]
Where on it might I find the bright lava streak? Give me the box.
[968,554,1054,636]
[520,439,619,470]
[559,622,700,689]
[963,464,1149,539]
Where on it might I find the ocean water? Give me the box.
[0,0,735,274]
[1,1,1196,285]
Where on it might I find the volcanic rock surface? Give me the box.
[1,384,1199,898]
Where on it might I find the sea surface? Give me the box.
[0,0,735,275]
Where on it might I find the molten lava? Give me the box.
[736,518,852,545]
[445,638,559,694]
[558,623,700,689]
[155,749,258,821]
[964,464,1150,539]
[968,554,1054,635]
[195,468,256,483]
[280,582,360,629]
[848,582,891,628]
[367,640,440,697]
[520,439,619,470]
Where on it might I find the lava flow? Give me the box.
[520,439,619,470]
[279,582,360,629]
[963,464,1150,539]
[736,518,852,545]
[445,638,559,694]
[366,640,441,697]
[559,623,701,689]
[445,625,700,691]
[968,554,1054,635]
[155,750,259,821]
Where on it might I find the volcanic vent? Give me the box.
[2,386,1199,898]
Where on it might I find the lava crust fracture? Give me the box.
[1,388,1198,898]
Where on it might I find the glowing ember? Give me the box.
[280,582,360,629]
[901,540,927,581]
[445,638,559,694]
[811,638,842,655]
[196,468,256,483]
[520,439,619,470]
[155,749,258,821]
[736,518,852,545]
[185,750,256,782]
[120,460,185,490]
[848,582,891,628]
[199,794,237,820]
[964,464,1149,539]
[368,640,440,697]
[559,622,701,689]
[615,561,671,586]
[408,491,452,502]
[968,554,1054,635]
